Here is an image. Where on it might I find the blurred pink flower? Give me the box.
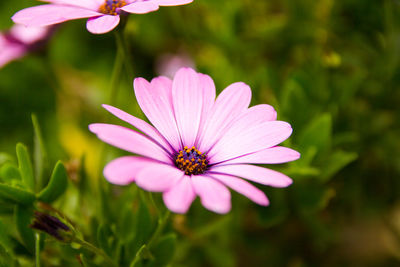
[90,68,300,214]
[12,0,193,35]
[156,51,195,78]
[0,24,53,68]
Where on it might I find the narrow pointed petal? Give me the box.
[102,104,173,154]
[12,5,100,27]
[209,121,293,163]
[121,1,159,14]
[154,0,193,6]
[103,156,154,185]
[192,176,231,214]
[172,68,203,148]
[86,15,120,34]
[219,146,300,165]
[134,77,181,150]
[197,82,251,152]
[212,174,269,206]
[89,123,171,163]
[135,162,183,192]
[163,176,195,213]
[211,164,293,188]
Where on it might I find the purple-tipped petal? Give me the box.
[134,77,181,150]
[209,121,293,163]
[102,104,173,154]
[86,15,120,34]
[219,146,301,165]
[12,5,100,27]
[121,1,159,14]
[192,176,231,214]
[212,174,269,206]
[89,123,171,163]
[154,0,193,6]
[172,68,203,148]
[163,176,195,213]
[211,164,293,188]
[135,162,183,192]
[103,156,154,185]
[197,82,251,152]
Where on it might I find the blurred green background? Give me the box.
[1,0,400,266]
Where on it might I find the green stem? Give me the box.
[75,238,118,267]
[35,233,41,267]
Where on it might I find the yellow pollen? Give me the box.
[174,146,208,175]
[99,0,127,15]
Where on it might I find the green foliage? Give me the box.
[37,161,68,203]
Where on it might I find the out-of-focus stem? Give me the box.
[35,233,41,267]
[75,238,118,267]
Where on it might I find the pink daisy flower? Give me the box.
[89,68,300,214]
[0,24,54,68]
[12,0,193,34]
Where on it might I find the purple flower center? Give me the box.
[174,146,209,175]
[99,0,127,15]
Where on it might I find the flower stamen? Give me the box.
[174,146,208,175]
[99,0,127,15]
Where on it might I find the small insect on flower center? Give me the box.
[174,146,209,175]
[99,0,127,15]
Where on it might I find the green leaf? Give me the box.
[0,243,13,267]
[298,113,332,156]
[320,150,358,182]
[32,114,48,191]
[16,143,35,192]
[117,205,135,243]
[0,221,14,252]
[0,163,21,183]
[97,223,113,257]
[149,233,177,266]
[14,205,35,253]
[0,184,36,205]
[37,161,68,203]
[295,183,336,214]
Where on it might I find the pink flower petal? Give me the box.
[210,164,293,188]
[192,175,231,214]
[172,68,203,148]
[134,77,181,150]
[86,15,120,34]
[0,43,25,68]
[40,0,102,10]
[103,156,154,185]
[12,5,100,27]
[121,1,159,14]
[197,82,251,152]
[219,146,301,165]
[211,173,269,206]
[135,162,184,192]
[89,123,171,163]
[195,73,216,143]
[154,0,193,6]
[102,104,173,154]
[209,121,293,163]
[247,104,277,121]
[163,176,195,213]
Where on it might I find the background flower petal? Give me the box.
[12,5,100,27]
[211,164,293,188]
[86,15,120,34]
[163,176,195,214]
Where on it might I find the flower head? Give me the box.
[12,0,193,34]
[30,211,71,242]
[0,24,53,68]
[89,68,300,214]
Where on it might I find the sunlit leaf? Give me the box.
[37,161,68,203]
[16,143,35,192]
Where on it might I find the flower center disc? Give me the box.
[174,146,208,175]
[99,0,127,15]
